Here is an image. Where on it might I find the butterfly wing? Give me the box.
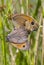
[6,28,28,44]
[11,15,26,28]
[10,14,39,32]
[6,28,30,50]
[11,40,30,50]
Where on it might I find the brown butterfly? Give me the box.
[8,14,39,33]
[6,28,30,50]
[6,14,39,50]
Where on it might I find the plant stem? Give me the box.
[34,14,42,65]
[41,18,44,65]
[20,0,24,13]
[26,0,29,15]
[2,22,6,65]
[41,0,44,65]
[9,45,16,65]
[33,0,41,18]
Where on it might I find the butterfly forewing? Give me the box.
[12,15,26,26]
[11,14,39,32]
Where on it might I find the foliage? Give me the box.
[0,0,43,65]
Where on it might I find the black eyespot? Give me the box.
[24,23,25,26]
[23,45,25,47]
[31,21,34,25]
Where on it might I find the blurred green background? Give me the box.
[0,0,44,65]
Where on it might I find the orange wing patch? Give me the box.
[11,42,26,49]
[11,41,30,50]
[8,14,39,32]
[20,14,33,22]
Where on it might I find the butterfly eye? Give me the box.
[31,21,34,25]
[23,45,25,47]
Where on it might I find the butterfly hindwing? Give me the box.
[7,28,28,44]
[11,40,30,50]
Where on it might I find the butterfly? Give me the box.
[6,28,30,50]
[8,14,39,32]
[6,14,39,50]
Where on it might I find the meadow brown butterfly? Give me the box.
[8,14,39,32]
[6,28,30,50]
[6,14,39,50]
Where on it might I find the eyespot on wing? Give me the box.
[10,14,39,32]
[11,41,30,50]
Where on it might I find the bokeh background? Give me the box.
[0,0,44,65]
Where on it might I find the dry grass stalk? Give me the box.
[41,18,44,65]
[20,0,24,13]
[9,44,16,65]
[41,0,44,65]
[34,14,42,65]
[26,0,28,15]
